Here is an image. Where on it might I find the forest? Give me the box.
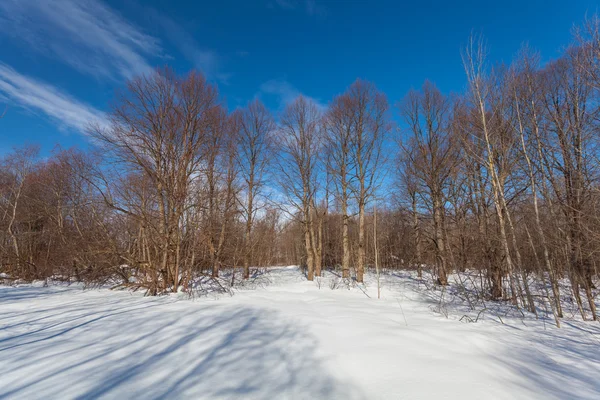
[2,16,600,327]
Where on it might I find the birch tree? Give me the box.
[236,99,274,279]
[324,93,355,279]
[400,81,458,285]
[348,80,389,283]
[276,96,323,280]
[91,68,219,293]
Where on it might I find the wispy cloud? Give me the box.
[258,78,326,111]
[0,0,161,81]
[275,0,296,10]
[260,79,304,105]
[304,0,326,17]
[272,0,326,17]
[0,63,107,133]
[154,14,231,84]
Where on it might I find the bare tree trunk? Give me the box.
[374,203,381,299]
[244,188,253,280]
[433,195,448,285]
[411,191,422,278]
[357,202,365,283]
[315,207,323,276]
[304,213,314,281]
[342,195,350,279]
[7,182,22,268]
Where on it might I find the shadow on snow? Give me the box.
[0,286,364,400]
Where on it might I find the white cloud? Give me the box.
[0,63,108,134]
[258,79,326,111]
[0,0,161,80]
[260,79,303,105]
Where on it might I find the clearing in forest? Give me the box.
[1,266,599,400]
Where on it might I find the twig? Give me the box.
[396,298,409,326]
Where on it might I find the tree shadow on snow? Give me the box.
[0,288,365,400]
[491,321,600,399]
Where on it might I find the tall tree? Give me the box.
[539,48,598,320]
[0,145,39,278]
[203,108,240,278]
[91,68,219,293]
[348,80,389,283]
[462,36,518,300]
[275,96,323,280]
[400,81,459,285]
[325,92,355,279]
[236,99,274,279]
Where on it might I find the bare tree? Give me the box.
[511,48,563,321]
[400,81,459,285]
[235,99,274,279]
[462,36,518,300]
[324,92,355,279]
[90,68,219,293]
[348,80,390,283]
[275,96,323,280]
[575,14,600,90]
[0,145,39,277]
[203,108,240,278]
[538,48,598,320]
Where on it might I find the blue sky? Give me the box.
[0,0,597,156]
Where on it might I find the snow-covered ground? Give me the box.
[1,267,599,400]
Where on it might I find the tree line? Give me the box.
[1,17,600,321]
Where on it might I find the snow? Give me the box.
[1,267,599,399]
